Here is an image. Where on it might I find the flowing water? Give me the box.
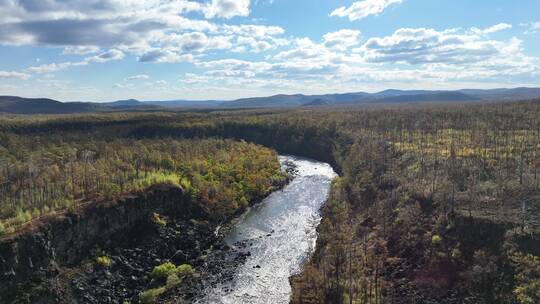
[198,155,337,304]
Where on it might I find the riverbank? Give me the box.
[0,165,290,303]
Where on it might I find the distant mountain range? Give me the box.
[1,87,540,114]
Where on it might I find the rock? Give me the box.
[0,182,275,304]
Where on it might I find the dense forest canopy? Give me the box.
[0,100,539,303]
[0,129,286,234]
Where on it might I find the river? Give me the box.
[197,155,337,304]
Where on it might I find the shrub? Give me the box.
[152,213,167,227]
[165,273,181,288]
[134,171,180,190]
[150,262,194,280]
[95,256,112,267]
[176,264,195,277]
[104,183,121,199]
[431,234,443,245]
[0,222,5,235]
[139,287,166,304]
[150,262,178,280]
[66,200,79,215]
[451,248,462,259]
[514,279,540,304]
[14,210,32,225]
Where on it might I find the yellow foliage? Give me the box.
[95,256,112,267]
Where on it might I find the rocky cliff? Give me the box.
[0,183,208,303]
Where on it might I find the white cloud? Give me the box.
[157,32,210,52]
[221,24,284,37]
[152,80,169,86]
[188,24,539,95]
[331,0,402,21]
[0,71,31,80]
[27,62,86,74]
[0,0,538,101]
[235,36,273,52]
[180,73,212,85]
[27,49,125,73]
[523,22,540,34]
[220,24,287,52]
[0,0,292,67]
[87,49,124,63]
[0,0,257,54]
[0,0,292,66]
[138,50,194,63]
[358,28,518,65]
[197,58,272,72]
[125,74,150,81]
[323,29,361,50]
[471,23,512,35]
[204,0,250,19]
[62,46,100,55]
[273,38,331,61]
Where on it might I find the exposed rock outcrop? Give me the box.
[0,183,208,303]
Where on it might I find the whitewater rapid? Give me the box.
[197,155,337,304]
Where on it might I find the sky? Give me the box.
[0,0,540,102]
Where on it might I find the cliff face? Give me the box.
[0,183,208,301]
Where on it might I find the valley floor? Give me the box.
[1,101,540,303]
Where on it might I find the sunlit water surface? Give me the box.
[197,155,337,304]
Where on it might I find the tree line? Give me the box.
[0,127,286,234]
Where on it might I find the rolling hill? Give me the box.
[1,87,539,114]
[0,96,101,114]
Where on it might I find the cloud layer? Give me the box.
[0,71,31,80]
[0,0,538,100]
[0,0,276,61]
[331,0,402,21]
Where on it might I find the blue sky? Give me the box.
[0,0,539,101]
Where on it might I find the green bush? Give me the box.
[431,234,443,245]
[95,256,112,267]
[150,262,194,280]
[514,279,540,304]
[176,264,195,277]
[141,263,195,303]
[0,222,5,235]
[104,183,121,199]
[152,213,167,227]
[165,273,181,288]
[150,262,178,280]
[139,287,166,304]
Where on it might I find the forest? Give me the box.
[0,126,286,234]
[1,100,539,303]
